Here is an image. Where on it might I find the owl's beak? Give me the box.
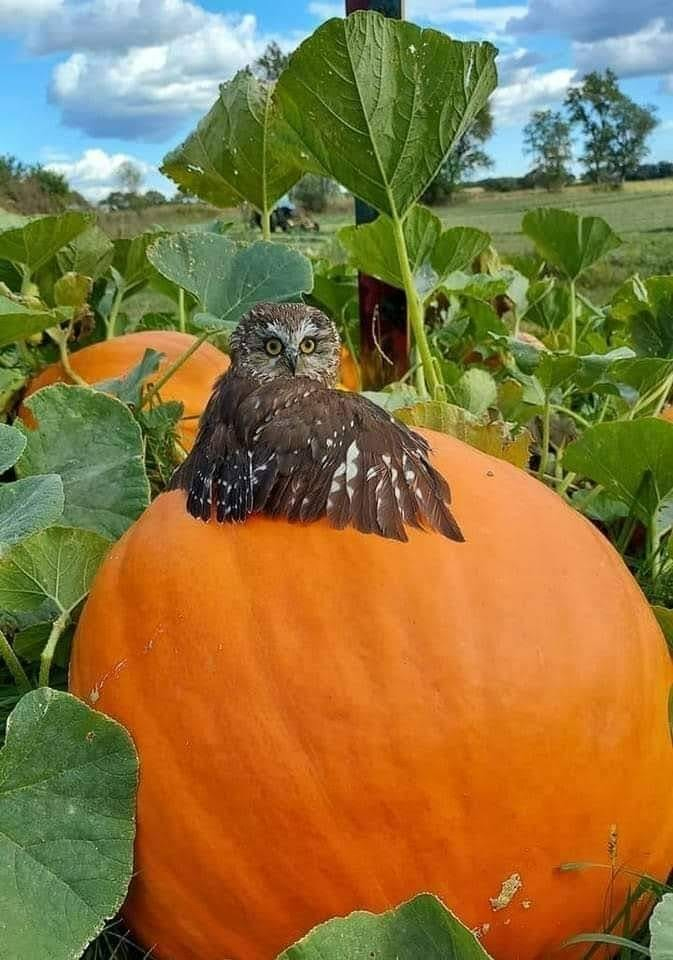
[284,348,299,374]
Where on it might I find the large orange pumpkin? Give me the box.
[338,343,361,391]
[69,430,673,960]
[24,331,229,449]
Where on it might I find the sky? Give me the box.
[0,0,672,201]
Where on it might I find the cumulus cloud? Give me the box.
[308,1,526,33]
[573,19,673,78]
[48,11,265,139]
[491,62,575,124]
[45,148,161,201]
[0,0,59,29]
[508,0,671,44]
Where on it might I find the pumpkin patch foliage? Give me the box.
[0,8,673,960]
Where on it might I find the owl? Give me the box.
[171,302,464,543]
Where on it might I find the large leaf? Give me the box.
[0,475,64,550]
[276,12,497,218]
[57,225,114,279]
[95,348,164,407]
[112,229,165,293]
[0,422,26,474]
[0,688,137,960]
[0,526,109,619]
[339,210,490,301]
[17,386,150,541]
[564,419,673,530]
[339,207,441,291]
[0,294,63,348]
[396,401,531,468]
[611,276,673,358]
[651,893,673,960]
[162,71,302,213]
[521,208,621,280]
[277,894,493,960]
[148,234,313,328]
[0,213,93,275]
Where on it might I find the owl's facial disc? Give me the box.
[231,303,341,387]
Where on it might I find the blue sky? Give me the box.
[1,0,672,200]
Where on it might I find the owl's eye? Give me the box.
[264,337,283,357]
[299,337,316,355]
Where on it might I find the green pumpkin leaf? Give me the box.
[0,688,137,960]
[564,419,673,530]
[275,12,497,218]
[277,893,493,960]
[56,224,114,279]
[339,207,441,292]
[112,229,166,293]
[0,212,94,275]
[0,294,62,347]
[523,278,570,331]
[12,622,70,665]
[148,234,313,327]
[452,368,497,417]
[611,276,673,358]
[0,475,64,549]
[0,423,27,474]
[521,208,621,280]
[162,71,302,214]
[0,525,109,618]
[17,385,150,541]
[432,226,492,278]
[652,607,673,655]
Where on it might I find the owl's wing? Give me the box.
[243,383,464,543]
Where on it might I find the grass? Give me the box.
[100,180,671,304]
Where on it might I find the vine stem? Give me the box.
[39,611,69,688]
[538,398,552,481]
[568,278,578,354]
[178,288,187,334]
[390,213,439,399]
[138,330,212,411]
[262,209,272,242]
[0,628,31,693]
[106,284,125,340]
[49,322,89,388]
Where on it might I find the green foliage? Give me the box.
[0,212,93,277]
[161,70,302,221]
[522,208,621,280]
[277,894,493,960]
[17,386,150,541]
[0,688,137,960]
[275,12,497,219]
[148,233,313,329]
[650,893,673,960]
[611,275,673,357]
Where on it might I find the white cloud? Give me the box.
[308,1,526,33]
[0,0,59,29]
[574,19,673,78]
[45,148,160,201]
[492,64,575,124]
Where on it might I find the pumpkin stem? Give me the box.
[0,628,31,694]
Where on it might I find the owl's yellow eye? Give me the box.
[264,337,283,357]
[300,337,316,355]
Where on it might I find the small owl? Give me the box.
[171,302,464,542]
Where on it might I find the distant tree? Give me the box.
[565,69,658,185]
[30,165,69,199]
[0,155,25,189]
[254,41,290,82]
[291,175,337,213]
[523,109,572,190]
[143,189,167,207]
[422,104,493,204]
[115,160,143,194]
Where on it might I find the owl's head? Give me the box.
[230,302,341,387]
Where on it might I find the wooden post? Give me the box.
[345,0,408,389]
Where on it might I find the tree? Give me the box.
[30,165,69,199]
[254,41,290,81]
[565,70,658,185]
[422,103,493,204]
[115,160,143,193]
[523,110,572,190]
[290,175,337,213]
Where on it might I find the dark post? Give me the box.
[345,0,408,389]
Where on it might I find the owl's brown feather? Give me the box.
[171,369,464,542]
